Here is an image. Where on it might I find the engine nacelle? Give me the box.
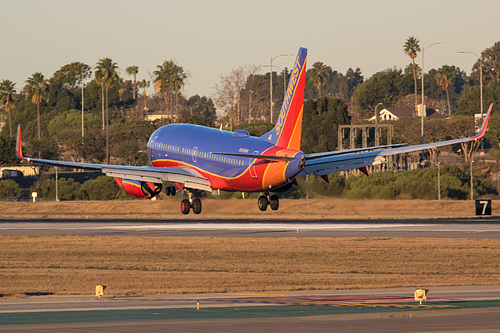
[114,178,162,198]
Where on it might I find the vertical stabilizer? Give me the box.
[260,47,307,150]
[16,124,24,160]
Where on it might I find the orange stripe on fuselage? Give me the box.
[153,146,299,192]
[285,106,303,150]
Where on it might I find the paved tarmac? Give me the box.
[1,218,499,331]
[0,217,500,238]
[1,286,499,332]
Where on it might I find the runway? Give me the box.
[1,217,500,238]
[1,218,499,331]
[1,286,499,332]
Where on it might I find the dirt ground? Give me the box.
[0,197,494,219]
[1,236,499,296]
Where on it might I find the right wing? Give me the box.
[299,103,493,177]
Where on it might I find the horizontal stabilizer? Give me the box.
[305,143,407,160]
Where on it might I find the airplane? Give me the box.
[16,47,493,214]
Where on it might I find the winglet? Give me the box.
[16,124,24,160]
[472,103,493,141]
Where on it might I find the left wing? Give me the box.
[15,125,212,192]
[299,103,493,178]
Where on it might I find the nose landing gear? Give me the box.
[257,193,279,211]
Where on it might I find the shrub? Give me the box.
[0,179,22,198]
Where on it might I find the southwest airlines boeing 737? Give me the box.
[16,47,493,214]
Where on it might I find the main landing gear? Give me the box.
[257,193,279,211]
[180,191,202,215]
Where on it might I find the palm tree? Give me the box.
[403,37,421,113]
[137,79,150,110]
[435,66,455,117]
[0,80,16,137]
[25,72,49,140]
[126,65,139,100]
[153,60,187,123]
[95,58,119,164]
[309,62,329,98]
[170,65,187,119]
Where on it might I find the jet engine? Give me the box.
[114,178,162,199]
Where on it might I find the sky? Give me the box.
[1,0,499,99]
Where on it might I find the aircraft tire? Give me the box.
[181,199,191,214]
[258,195,268,211]
[269,195,279,210]
[192,198,202,214]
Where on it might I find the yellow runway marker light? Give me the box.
[95,285,106,299]
[414,288,428,304]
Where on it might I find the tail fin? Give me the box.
[260,47,307,150]
[16,124,24,160]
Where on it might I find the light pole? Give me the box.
[470,158,474,200]
[437,162,441,200]
[374,102,383,147]
[270,53,292,123]
[420,41,445,163]
[270,65,288,102]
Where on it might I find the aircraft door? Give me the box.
[249,151,259,179]
[192,147,198,163]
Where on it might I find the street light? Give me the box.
[270,65,288,102]
[270,53,292,123]
[420,41,445,163]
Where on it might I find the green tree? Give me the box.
[25,72,49,140]
[30,177,83,200]
[301,97,350,153]
[81,176,128,200]
[351,68,404,117]
[0,179,22,198]
[137,79,150,110]
[0,79,16,137]
[456,84,500,116]
[154,60,176,123]
[126,65,139,100]
[153,60,187,123]
[0,136,17,165]
[472,41,500,86]
[435,65,455,116]
[181,95,217,126]
[170,65,187,118]
[403,36,421,111]
[345,68,364,96]
[309,62,330,98]
[95,58,119,164]
[49,62,90,112]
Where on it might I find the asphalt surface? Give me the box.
[0,217,500,238]
[1,218,499,331]
[1,286,499,332]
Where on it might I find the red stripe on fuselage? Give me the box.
[152,146,300,192]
